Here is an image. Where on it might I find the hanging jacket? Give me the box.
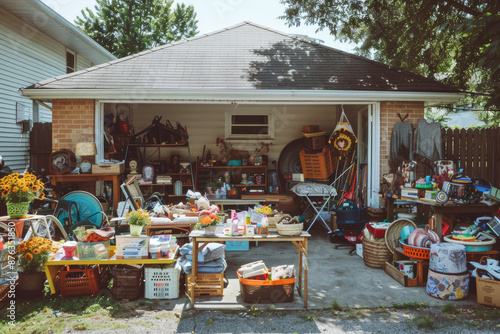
[390,122,413,162]
[414,119,442,160]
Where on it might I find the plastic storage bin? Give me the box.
[226,241,249,251]
[237,271,295,303]
[299,147,336,179]
[112,265,144,300]
[59,265,110,298]
[144,266,180,299]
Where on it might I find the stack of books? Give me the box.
[156,175,172,184]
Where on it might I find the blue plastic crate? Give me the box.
[226,241,249,251]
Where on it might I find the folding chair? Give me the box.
[120,176,165,212]
[292,163,354,233]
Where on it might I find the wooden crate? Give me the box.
[186,273,224,297]
[384,262,419,287]
[299,147,336,179]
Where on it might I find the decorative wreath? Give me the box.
[329,129,356,156]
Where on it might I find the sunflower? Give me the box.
[24,253,33,260]
[33,248,41,255]
[12,186,19,193]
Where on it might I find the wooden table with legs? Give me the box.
[187,231,310,308]
[386,197,499,238]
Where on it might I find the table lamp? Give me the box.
[75,142,97,174]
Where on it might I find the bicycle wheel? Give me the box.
[44,215,70,241]
[58,191,104,230]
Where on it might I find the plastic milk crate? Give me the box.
[144,266,180,299]
[225,241,249,251]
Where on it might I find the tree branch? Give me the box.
[445,0,482,16]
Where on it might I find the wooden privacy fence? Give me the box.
[29,122,52,173]
[441,127,500,186]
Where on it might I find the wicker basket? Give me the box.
[362,237,393,269]
[276,222,303,236]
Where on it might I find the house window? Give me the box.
[66,50,76,73]
[226,113,274,139]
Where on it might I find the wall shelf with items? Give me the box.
[197,165,268,196]
[137,172,192,203]
[125,117,195,194]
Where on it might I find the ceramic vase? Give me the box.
[130,225,144,236]
[7,201,30,219]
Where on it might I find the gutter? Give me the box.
[19,88,465,105]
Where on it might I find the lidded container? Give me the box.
[429,243,467,274]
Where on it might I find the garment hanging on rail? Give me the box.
[390,122,413,163]
[414,119,442,161]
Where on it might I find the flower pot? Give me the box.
[17,271,46,297]
[7,202,30,219]
[130,225,144,236]
[203,226,216,236]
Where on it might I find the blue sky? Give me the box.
[41,0,356,53]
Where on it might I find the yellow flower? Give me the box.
[33,248,40,255]
[12,186,19,193]
[25,253,33,260]
[22,186,29,192]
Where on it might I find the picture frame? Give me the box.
[142,165,154,183]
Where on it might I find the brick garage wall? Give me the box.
[52,100,95,153]
[379,101,425,178]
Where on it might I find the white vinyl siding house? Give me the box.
[0,1,114,172]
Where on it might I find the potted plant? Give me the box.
[125,209,152,236]
[16,237,60,295]
[196,213,222,235]
[0,172,45,218]
[216,137,233,165]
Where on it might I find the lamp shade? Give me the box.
[75,142,97,156]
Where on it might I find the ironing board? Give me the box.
[292,163,355,233]
[292,183,337,232]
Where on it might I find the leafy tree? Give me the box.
[76,0,198,58]
[280,0,500,120]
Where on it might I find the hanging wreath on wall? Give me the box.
[329,109,357,157]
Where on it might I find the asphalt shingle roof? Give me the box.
[31,22,460,93]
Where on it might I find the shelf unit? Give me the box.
[123,118,195,203]
[197,165,268,195]
[137,172,193,203]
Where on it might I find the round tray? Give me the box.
[400,241,431,259]
[443,233,496,252]
[385,218,417,254]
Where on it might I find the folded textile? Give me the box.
[179,242,225,263]
[175,256,227,275]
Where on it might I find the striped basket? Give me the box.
[362,237,393,269]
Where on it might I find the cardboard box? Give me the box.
[400,187,419,199]
[115,235,149,259]
[302,125,320,133]
[476,277,500,307]
[423,190,437,201]
[92,162,124,174]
